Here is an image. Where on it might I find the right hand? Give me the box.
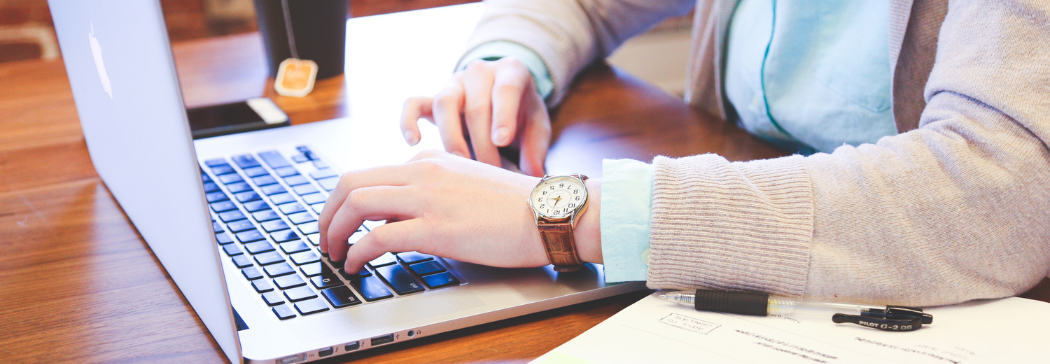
[400,57,551,177]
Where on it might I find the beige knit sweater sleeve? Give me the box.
[461,0,695,105]
[647,0,1050,306]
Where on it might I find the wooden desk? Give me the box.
[2,5,1048,364]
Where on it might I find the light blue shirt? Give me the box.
[460,0,896,282]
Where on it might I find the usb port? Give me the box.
[370,334,395,346]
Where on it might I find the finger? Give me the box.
[319,166,416,254]
[400,97,433,146]
[490,60,531,147]
[326,186,419,263]
[518,90,551,177]
[432,79,471,158]
[344,219,427,273]
[461,70,502,166]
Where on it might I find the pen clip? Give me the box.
[832,313,923,332]
[863,306,934,325]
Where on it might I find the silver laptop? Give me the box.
[49,1,645,362]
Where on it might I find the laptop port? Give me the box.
[371,334,395,346]
[318,347,334,357]
[407,330,415,338]
[345,341,360,352]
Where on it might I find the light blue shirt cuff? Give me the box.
[600,159,655,283]
[456,40,554,101]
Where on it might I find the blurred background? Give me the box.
[1,0,693,96]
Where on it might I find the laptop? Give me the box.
[48,1,646,363]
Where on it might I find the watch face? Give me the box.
[531,176,587,219]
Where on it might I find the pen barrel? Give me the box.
[766,296,878,318]
[694,289,769,316]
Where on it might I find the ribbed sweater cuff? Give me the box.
[647,154,814,297]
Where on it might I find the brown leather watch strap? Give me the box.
[538,221,584,272]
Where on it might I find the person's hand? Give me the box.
[317,150,550,273]
[400,58,551,177]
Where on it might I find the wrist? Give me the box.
[574,178,602,263]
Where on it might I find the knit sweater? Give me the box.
[463,0,1050,306]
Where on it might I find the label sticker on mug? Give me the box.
[274,58,317,97]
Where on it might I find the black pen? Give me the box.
[660,289,933,332]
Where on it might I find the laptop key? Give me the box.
[284,286,317,302]
[310,203,325,214]
[299,262,323,277]
[321,286,361,308]
[215,233,234,245]
[280,203,306,215]
[201,173,212,183]
[298,222,319,235]
[294,298,329,315]
[348,276,393,301]
[288,212,316,225]
[262,291,285,306]
[306,233,321,246]
[260,184,287,196]
[232,154,261,169]
[309,168,338,180]
[218,210,246,222]
[273,166,299,177]
[226,182,252,194]
[280,240,310,254]
[253,280,275,293]
[264,262,295,277]
[206,191,229,203]
[271,194,296,206]
[408,261,445,276]
[203,182,220,193]
[210,164,235,175]
[231,255,253,268]
[241,267,263,280]
[236,229,265,243]
[310,272,343,290]
[292,153,309,163]
[270,230,298,243]
[274,274,306,290]
[254,252,285,266]
[204,158,228,167]
[210,200,236,213]
[272,304,295,320]
[368,252,397,268]
[284,175,309,186]
[218,174,244,184]
[292,184,318,196]
[421,272,460,289]
[397,251,434,265]
[301,193,326,205]
[317,177,339,191]
[243,166,269,178]
[227,220,255,233]
[291,251,320,265]
[258,151,292,169]
[252,209,280,222]
[375,265,425,295]
[338,268,372,280]
[212,222,224,233]
[261,220,290,233]
[236,191,261,203]
[222,244,243,257]
[244,241,275,255]
[243,200,270,213]
[253,175,278,187]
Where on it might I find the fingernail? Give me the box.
[493,126,510,145]
[403,130,417,145]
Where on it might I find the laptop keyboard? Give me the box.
[201,146,464,321]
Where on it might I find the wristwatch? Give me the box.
[528,174,589,272]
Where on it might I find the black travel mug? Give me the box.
[253,0,350,80]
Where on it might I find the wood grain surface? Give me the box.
[2,19,1048,364]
